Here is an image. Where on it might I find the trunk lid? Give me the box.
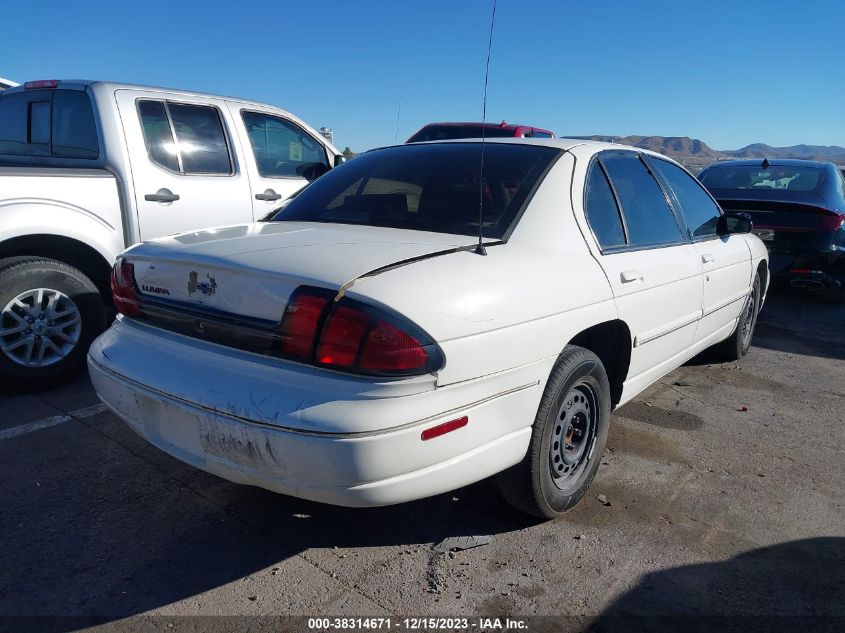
[126,221,473,321]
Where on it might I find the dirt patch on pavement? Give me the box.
[614,402,704,431]
[606,420,689,465]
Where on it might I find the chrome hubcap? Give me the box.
[0,288,81,367]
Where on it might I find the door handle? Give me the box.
[255,189,282,201]
[145,188,180,203]
[620,269,644,283]
[701,253,715,264]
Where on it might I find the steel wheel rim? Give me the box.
[550,381,598,489]
[740,286,758,349]
[0,288,81,367]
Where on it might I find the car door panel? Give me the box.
[228,104,330,217]
[694,236,752,343]
[115,89,254,241]
[581,152,704,398]
[647,157,754,345]
[600,246,702,388]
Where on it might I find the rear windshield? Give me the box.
[270,142,559,238]
[407,125,519,142]
[699,165,824,192]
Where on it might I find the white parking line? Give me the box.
[0,402,108,441]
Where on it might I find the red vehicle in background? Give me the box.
[406,121,555,143]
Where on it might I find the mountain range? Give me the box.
[568,135,845,165]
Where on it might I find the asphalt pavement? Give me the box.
[0,285,843,631]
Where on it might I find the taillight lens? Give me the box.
[317,305,371,367]
[360,319,429,371]
[276,286,442,376]
[278,292,329,358]
[110,259,141,317]
[820,212,845,231]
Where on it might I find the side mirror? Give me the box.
[334,154,346,167]
[301,163,331,181]
[718,211,753,235]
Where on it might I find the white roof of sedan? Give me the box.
[398,136,685,165]
[398,136,661,154]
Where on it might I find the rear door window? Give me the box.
[138,100,179,172]
[241,111,329,178]
[0,89,99,158]
[601,153,684,247]
[585,162,625,249]
[168,103,232,174]
[137,101,232,175]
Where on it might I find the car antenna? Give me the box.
[475,0,498,256]
[394,96,402,144]
[762,157,769,169]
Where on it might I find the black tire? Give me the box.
[716,272,761,361]
[0,257,107,392]
[825,265,845,304]
[495,345,611,519]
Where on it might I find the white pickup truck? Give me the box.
[0,79,342,388]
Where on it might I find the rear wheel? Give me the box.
[715,272,761,361]
[825,263,845,304]
[0,257,107,392]
[496,346,611,518]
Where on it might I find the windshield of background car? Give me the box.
[699,165,824,192]
[270,142,560,238]
[407,125,519,142]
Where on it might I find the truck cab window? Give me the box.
[137,101,232,175]
[138,100,180,172]
[0,90,98,158]
[241,111,329,178]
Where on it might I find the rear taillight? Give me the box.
[278,292,329,358]
[276,286,442,376]
[110,259,141,317]
[820,212,845,231]
[317,305,371,367]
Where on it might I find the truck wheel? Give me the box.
[716,272,761,361]
[0,257,107,392]
[495,346,611,519]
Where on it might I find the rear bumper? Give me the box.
[87,319,547,506]
[778,267,843,294]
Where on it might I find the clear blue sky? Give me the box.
[3,0,843,152]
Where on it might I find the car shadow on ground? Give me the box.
[0,410,539,620]
[685,283,845,365]
[588,537,845,632]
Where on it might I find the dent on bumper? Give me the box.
[88,355,540,507]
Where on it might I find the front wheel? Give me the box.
[496,346,611,518]
[0,257,107,392]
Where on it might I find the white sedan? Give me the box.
[89,139,768,518]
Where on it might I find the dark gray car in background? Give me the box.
[699,159,845,302]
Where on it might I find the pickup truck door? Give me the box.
[114,89,254,241]
[647,157,753,345]
[581,152,703,396]
[226,104,333,218]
